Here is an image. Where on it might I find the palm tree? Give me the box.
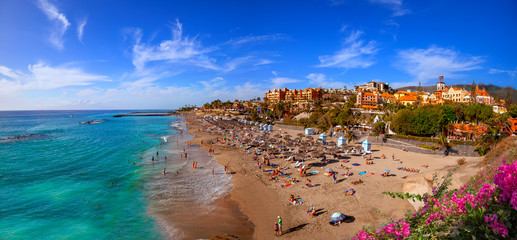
[436,134,453,156]
[346,130,358,144]
[477,128,506,155]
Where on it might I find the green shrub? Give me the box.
[418,143,438,150]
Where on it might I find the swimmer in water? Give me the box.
[163,168,166,175]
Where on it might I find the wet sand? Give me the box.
[146,124,254,239]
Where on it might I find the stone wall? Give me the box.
[367,135,479,157]
[274,124,305,132]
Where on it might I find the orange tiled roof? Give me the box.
[399,95,417,101]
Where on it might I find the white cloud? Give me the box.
[306,73,345,88]
[199,77,226,92]
[233,82,264,99]
[272,71,278,76]
[369,0,409,16]
[254,59,274,66]
[131,19,270,73]
[489,68,517,79]
[0,66,21,79]
[77,18,87,43]
[193,56,253,72]
[271,77,300,89]
[340,24,348,33]
[36,0,71,50]
[316,30,378,69]
[131,19,214,71]
[226,33,287,46]
[396,46,484,84]
[0,63,109,95]
[76,88,98,97]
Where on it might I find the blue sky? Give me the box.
[0,0,516,110]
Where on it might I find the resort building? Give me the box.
[398,95,417,106]
[284,89,300,102]
[264,88,286,103]
[474,86,494,105]
[264,87,323,104]
[355,80,390,93]
[442,87,470,103]
[452,123,489,140]
[394,90,428,105]
[379,92,396,103]
[492,105,507,114]
[431,76,494,105]
[356,90,380,109]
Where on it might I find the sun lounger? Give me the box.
[291,161,302,167]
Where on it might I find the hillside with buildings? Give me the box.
[398,83,517,104]
[190,76,517,148]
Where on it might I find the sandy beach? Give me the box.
[180,114,483,240]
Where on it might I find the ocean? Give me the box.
[0,110,253,240]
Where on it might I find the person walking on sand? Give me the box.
[333,172,337,184]
[212,167,214,176]
[274,222,279,236]
[277,216,283,235]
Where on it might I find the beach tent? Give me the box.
[319,134,327,143]
[267,125,273,131]
[373,115,381,123]
[337,137,346,147]
[305,128,314,135]
[250,121,254,125]
[362,140,371,152]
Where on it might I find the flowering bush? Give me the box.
[354,153,517,239]
[494,161,517,211]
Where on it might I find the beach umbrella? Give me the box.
[331,212,346,221]
[325,168,333,172]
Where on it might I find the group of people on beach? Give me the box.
[274,216,283,236]
[397,167,420,173]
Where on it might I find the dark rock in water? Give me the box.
[79,119,106,125]
[0,134,48,143]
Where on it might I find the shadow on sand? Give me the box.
[284,223,309,234]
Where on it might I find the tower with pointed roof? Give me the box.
[437,76,445,91]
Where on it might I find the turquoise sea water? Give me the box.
[0,110,176,239]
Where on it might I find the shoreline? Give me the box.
[178,113,483,239]
[147,120,254,240]
[181,114,283,239]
